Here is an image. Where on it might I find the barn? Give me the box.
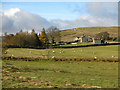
[93,38,102,44]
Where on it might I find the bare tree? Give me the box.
[46,26,61,44]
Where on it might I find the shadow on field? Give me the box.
[21,67,71,74]
[3,62,71,74]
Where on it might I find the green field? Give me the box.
[2,60,118,88]
[56,43,95,47]
[2,45,119,88]
[5,45,118,59]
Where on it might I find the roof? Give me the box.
[94,38,102,40]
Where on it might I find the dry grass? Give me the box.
[2,60,118,88]
[60,26,119,42]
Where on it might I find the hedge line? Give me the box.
[55,43,120,48]
[1,56,118,62]
[7,43,120,49]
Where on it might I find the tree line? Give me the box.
[2,26,61,49]
[2,27,119,54]
[95,32,119,41]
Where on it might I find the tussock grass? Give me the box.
[2,60,118,88]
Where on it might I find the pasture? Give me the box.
[56,43,94,47]
[4,45,118,60]
[2,60,118,88]
[2,45,118,88]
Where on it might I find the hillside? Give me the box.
[60,26,119,42]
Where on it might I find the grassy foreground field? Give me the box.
[5,45,118,59]
[2,60,118,88]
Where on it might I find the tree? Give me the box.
[32,29,35,34]
[31,32,41,47]
[2,41,8,54]
[4,32,7,36]
[95,32,110,40]
[13,29,42,48]
[19,29,23,33]
[47,26,61,44]
[112,36,117,41]
[13,31,28,47]
[5,34,14,46]
[39,28,48,44]
[2,34,8,54]
[117,37,120,41]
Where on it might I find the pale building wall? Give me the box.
[93,40,101,43]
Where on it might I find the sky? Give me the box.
[0,2,118,34]
[2,2,87,21]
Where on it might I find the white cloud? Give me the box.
[52,2,118,29]
[2,8,53,34]
[4,8,20,17]
[86,2,118,19]
[2,2,118,34]
[52,14,117,30]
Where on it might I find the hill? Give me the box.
[60,26,119,42]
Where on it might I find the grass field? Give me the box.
[2,45,118,88]
[5,45,118,59]
[56,43,95,47]
[2,60,118,88]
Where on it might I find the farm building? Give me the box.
[87,36,93,42]
[81,34,88,43]
[74,37,80,42]
[93,38,103,44]
[74,34,93,43]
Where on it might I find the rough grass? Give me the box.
[5,45,118,59]
[2,60,118,88]
[60,26,119,42]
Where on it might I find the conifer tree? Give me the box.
[39,28,48,44]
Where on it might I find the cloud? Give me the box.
[52,15,117,30]
[86,2,118,19]
[2,8,53,34]
[1,2,118,34]
[52,2,118,29]
[4,8,20,17]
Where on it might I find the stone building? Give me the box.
[93,38,102,43]
[81,34,88,43]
